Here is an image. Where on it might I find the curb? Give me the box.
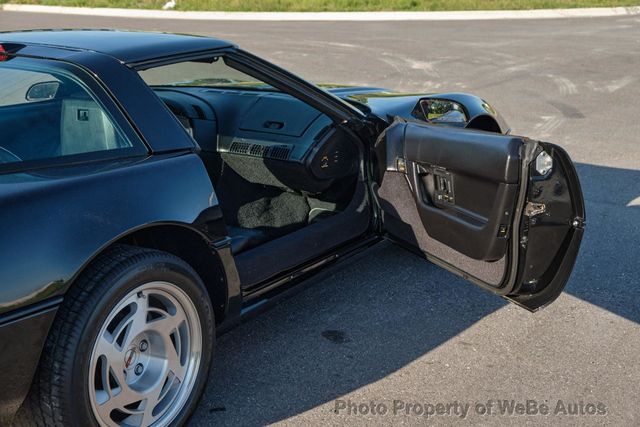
[2,4,640,21]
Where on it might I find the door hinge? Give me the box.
[524,202,546,217]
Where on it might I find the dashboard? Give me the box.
[154,87,357,193]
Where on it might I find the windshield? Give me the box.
[138,57,276,91]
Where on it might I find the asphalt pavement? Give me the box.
[1,11,638,426]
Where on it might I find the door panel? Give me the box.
[376,171,508,287]
[403,123,522,261]
[404,123,522,183]
[375,120,585,310]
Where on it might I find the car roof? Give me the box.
[0,29,234,64]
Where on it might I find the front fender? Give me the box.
[337,89,510,135]
[422,92,511,134]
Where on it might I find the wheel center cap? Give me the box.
[124,348,138,369]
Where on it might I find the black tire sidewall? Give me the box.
[67,254,215,426]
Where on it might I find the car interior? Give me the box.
[151,85,371,288]
[0,73,132,165]
[0,58,371,289]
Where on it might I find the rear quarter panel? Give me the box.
[0,152,219,314]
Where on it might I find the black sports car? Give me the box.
[0,30,585,426]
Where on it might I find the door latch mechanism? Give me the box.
[525,202,546,217]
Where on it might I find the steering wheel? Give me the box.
[0,146,22,164]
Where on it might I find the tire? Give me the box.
[14,245,215,427]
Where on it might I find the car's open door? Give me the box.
[373,119,585,311]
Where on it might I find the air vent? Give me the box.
[269,145,291,160]
[250,144,268,157]
[229,141,250,155]
[228,140,292,160]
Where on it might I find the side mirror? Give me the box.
[26,81,60,102]
[416,99,467,124]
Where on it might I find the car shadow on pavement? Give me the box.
[189,243,506,426]
[563,163,640,324]
[188,162,639,426]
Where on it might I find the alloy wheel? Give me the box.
[88,281,202,427]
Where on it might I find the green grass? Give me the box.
[1,0,639,11]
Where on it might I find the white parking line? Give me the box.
[2,4,640,21]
